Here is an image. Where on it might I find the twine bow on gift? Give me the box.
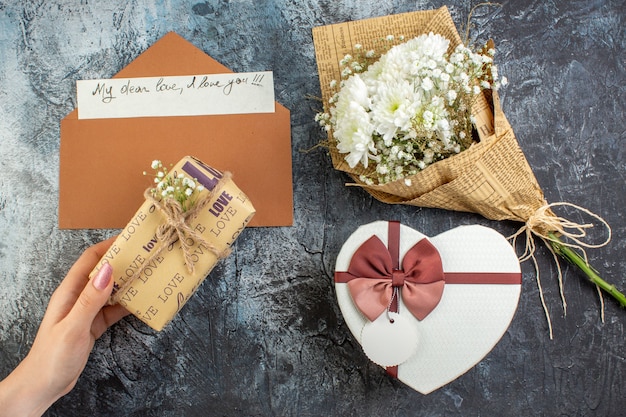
[335,221,445,321]
[110,173,233,305]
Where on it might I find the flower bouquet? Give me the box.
[312,6,624,336]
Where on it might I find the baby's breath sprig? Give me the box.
[144,160,205,212]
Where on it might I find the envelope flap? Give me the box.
[115,32,230,78]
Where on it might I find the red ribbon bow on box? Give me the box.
[335,221,522,322]
[335,233,445,321]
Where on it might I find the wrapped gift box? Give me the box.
[90,156,255,331]
[334,221,521,394]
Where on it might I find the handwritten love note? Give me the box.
[76,71,275,119]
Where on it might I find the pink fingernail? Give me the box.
[92,263,113,290]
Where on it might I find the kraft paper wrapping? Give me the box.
[89,156,255,331]
[312,7,551,232]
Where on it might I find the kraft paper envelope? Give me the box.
[60,32,292,229]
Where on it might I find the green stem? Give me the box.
[548,232,626,308]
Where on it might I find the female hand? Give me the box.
[0,237,129,417]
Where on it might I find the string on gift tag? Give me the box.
[109,173,233,305]
[509,202,612,339]
[386,287,399,323]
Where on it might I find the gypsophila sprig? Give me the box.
[316,32,507,185]
[144,160,205,211]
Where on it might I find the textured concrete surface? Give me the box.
[0,1,624,416]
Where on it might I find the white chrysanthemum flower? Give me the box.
[370,80,415,145]
[333,102,375,168]
[417,32,449,58]
[344,74,370,108]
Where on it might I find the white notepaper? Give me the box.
[77,71,275,119]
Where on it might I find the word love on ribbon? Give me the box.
[335,221,522,323]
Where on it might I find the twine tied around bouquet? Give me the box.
[109,173,233,305]
[509,202,612,338]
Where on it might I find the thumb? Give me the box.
[71,263,114,322]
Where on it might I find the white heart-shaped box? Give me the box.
[335,221,521,394]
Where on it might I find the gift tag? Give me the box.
[360,312,419,367]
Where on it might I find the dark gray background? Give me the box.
[0,1,624,416]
